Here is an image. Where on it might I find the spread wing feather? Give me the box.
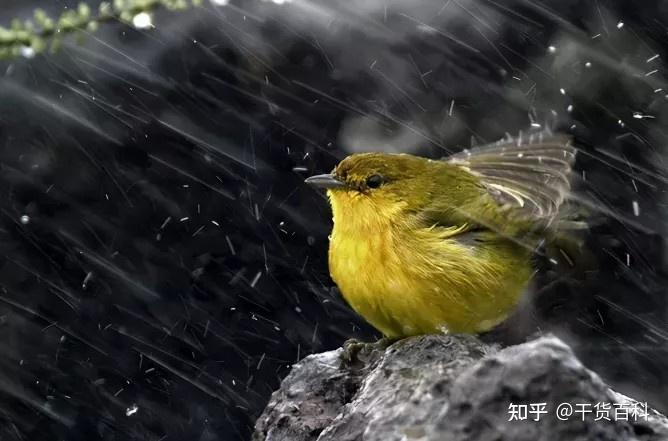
[446,132,576,223]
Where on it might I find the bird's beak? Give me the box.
[304,173,346,189]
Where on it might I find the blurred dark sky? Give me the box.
[0,0,667,440]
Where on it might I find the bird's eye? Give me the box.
[365,174,383,189]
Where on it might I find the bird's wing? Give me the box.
[446,132,576,223]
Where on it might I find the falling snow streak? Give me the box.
[0,375,75,428]
[0,294,109,357]
[149,154,236,200]
[3,255,80,311]
[0,82,123,145]
[59,82,151,125]
[155,118,256,171]
[398,13,482,54]
[595,295,668,342]
[133,349,230,405]
[58,230,162,301]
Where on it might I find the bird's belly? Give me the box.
[328,232,530,337]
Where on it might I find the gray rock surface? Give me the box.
[253,335,668,441]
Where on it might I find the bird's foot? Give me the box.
[341,336,398,365]
[341,338,366,365]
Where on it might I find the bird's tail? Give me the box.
[542,201,598,271]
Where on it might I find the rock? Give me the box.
[253,335,668,441]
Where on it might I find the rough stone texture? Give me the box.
[253,335,668,441]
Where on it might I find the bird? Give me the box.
[305,133,581,338]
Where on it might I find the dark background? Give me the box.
[0,0,667,439]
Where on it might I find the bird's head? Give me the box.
[305,153,442,229]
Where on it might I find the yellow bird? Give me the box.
[306,134,579,338]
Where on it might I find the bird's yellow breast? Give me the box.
[327,190,532,337]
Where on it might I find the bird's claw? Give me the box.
[341,338,366,365]
[341,336,398,365]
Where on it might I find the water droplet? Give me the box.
[82,272,93,289]
[126,404,139,416]
[132,12,153,29]
[20,46,35,59]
